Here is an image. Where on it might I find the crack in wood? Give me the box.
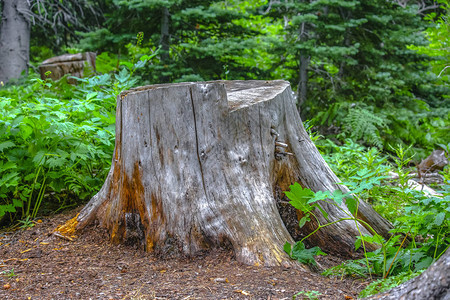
[189,87,209,201]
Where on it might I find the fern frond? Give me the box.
[343,108,387,148]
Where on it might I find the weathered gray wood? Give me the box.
[74,80,392,266]
[362,248,450,300]
[39,52,96,83]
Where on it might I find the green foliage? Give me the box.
[393,191,450,263]
[0,76,112,223]
[409,0,450,82]
[321,259,371,279]
[0,268,17,278]
[359,270,424,298]
[283,176,384,270]
[318,139,390,182]
[17,216,36,229]
[342,107,387,148]
[285,141,449,283]
[293,290,322,300]
[75,0,261,84]
[263,0,448,106]
[258,0,449,151]
[0,54,148,225]
[284,241,326,267]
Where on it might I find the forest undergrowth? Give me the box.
[0,66,448,298]
[1,15,449,295]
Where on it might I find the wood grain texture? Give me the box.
[76,80,392,266]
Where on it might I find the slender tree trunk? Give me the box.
[296,18,310,111]
[297,54,310,110]
[67,80,392,267]
[160,6,170,83]
[0,0,30,84]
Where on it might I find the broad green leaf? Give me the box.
[86,92,98,100]
[12,198,23,208]
[299,215,310,228]
[355,237,362,251]
[283,242,292,257]
[284,183,314,213]
[290,241,326,266]
[330,189,346,205]
[433,212,445,226]
[346,197,358,215]
[0,161,17,172]
[32,151,46,165]
[0,204,16,217]
[414,256,433,271]
[312,204,329,221]
[309,190,330,203]
[0,141,15,152]
[0,171,19,187]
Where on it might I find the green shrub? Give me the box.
[0,75,118,224]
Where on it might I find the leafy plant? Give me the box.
[284,141,449,280]
[0,45,157,226]
[359,270,425,298]
[1,268,17,278]
[0,76,115,224]
[17,216,35,229]
[283,179,385,272]
[318,139,390,182]
[321,259,371,279]
[293,290,322,300]
[342,107,387,148]
[284,240,326,267]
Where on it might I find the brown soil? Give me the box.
[1,209,370,299]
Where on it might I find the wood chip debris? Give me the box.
[53,232,74,241]
[234,290,251,295]
[212,277,229,283]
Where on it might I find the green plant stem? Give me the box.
[321,199,381,237]
[357,216,373,277]
[300,217,355,244]
[26,165,43,217]
[436,244,450,261]
[384,227,411,279]
[31,175,47,219]
[433,227,443,260]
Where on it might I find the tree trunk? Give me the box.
[159,6,170,83]
[363,248,450,300]
[71,80,392,267]
[0,0,30,84]
[297,54,309,110]
[296,17,310,111]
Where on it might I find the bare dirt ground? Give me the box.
[1,209,370,300]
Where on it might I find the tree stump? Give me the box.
[39,52,96,83]
[73,80,392,267]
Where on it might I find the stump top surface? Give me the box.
[41,52,95,65]
[120,80,290,110]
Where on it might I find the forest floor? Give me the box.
[0,208,371,300]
